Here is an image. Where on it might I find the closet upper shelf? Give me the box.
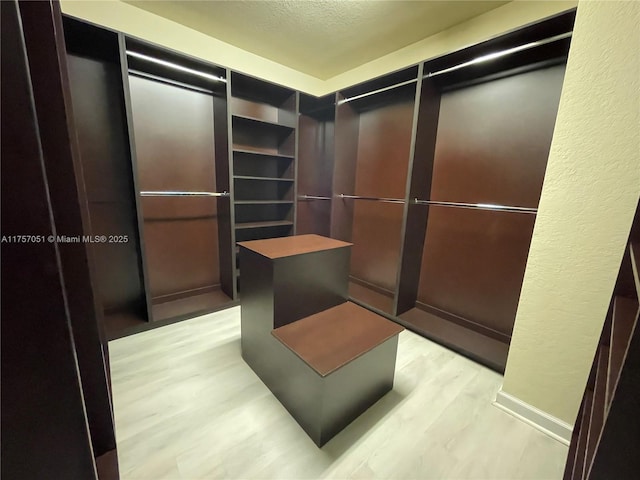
[234,175,294,182]
[235,220,294,230]
[233,148,294,160]
[231,113,296,130]
[234,200,294,205]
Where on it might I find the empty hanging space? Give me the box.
[63,18,148,339]
[396,12,574,371]
[332,67,418,315]
[125,39,234,322]
[296,93,336,237]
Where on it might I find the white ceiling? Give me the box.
[125,1,510,80]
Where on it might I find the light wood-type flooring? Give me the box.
[109,306,568,479]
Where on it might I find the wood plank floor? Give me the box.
[109,306,568,479]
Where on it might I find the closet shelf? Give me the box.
[232,148,294,160]
[232,113,296,130]
[608,295,639,405]
[234,175,294,182]
[630,243,639,295]
[235,220,293,230]
[235,200,294,205]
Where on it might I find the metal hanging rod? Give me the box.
[338,194,405,204]
[140,191,230,197]
[126,51,227,83]
[425,31,572,79]
[413,199,536,214]
[129,69,215,95]
[298,195,332,201]
[337,78,418,106]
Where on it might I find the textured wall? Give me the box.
[502,0,640,425]
[60,0,576,96]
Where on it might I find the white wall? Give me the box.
[502,0,640,425]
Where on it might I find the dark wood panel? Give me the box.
[235,202,293,223]
[590,306,640,479]
[232,116,295,156]
[129,75,217,192]
[298,114,335,196]
[431,65,566,208]
[67,54,144,315]
[239,233,350,259]
[67,56,134,200]
[572,392,592,480]
[20,0,117,464]
[350,201,405,294]
[234,177,293,201]
[331,95,358,241]
[608,296,639,403]
[232,96,281,123]
[296,199,331,236]
[151,288,232,322]
[418,207,535,337]
[233,152,293,178]
[273,249,351,328]
[129,74,221,309]
[399,307,510,372]
[354,99,414,198]
[142,210,220,298]
[349,280,395,314]
[1,1,99,476]
[585,346,609,474]
[87,203,144,310]
[95,449,119,480]
[213,94,234,299]
[396,79,441,314]
[273,301,403,376]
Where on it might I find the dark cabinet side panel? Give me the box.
[67,54,144,313]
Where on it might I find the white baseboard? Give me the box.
[493,389,573,445]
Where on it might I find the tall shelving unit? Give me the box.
[229,72,298,289]
[563,202,639,479]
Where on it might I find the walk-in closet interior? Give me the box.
[8,0,640,477]
[61,9,575,372]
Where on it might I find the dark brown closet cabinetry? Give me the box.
[395,12,573,371]
[124,39,234,323]
[332,67,419,315]
[296,94,336,237]
[63,17,236,338]
[230,73,297,244]
[63,18,147,337]
[61,10,578,372]
[229,73,298,291]
[564,203,639,480]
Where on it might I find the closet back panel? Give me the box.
[350,99,414,294]
[129,75,220,300]
[297,114,334,236]
[431,65,565,206]
[351,202,405,293]
[67,54,144,313]
[418,208,535,336]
